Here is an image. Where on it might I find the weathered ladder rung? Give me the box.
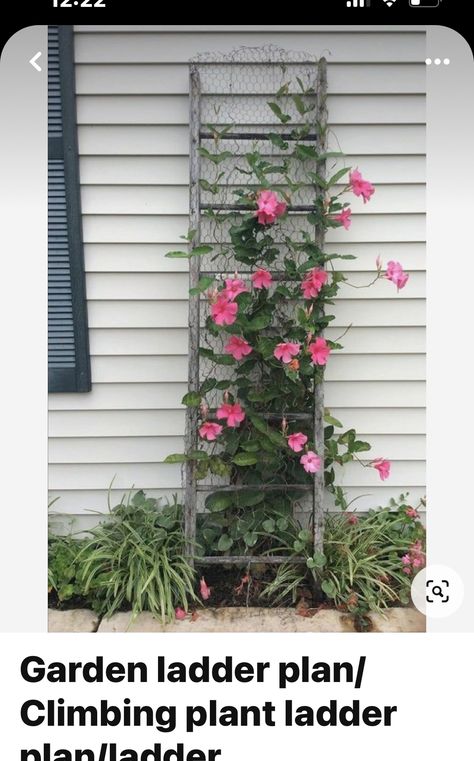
[200,203,316,212]
[196,555,307,565]
[200,131,319,142]
[196,484,312,493]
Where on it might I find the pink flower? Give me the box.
[349,169,375,203]
[385,260,409,291]
[288,432,308,453]
[210,294,238,326]
[224,335,252,361]
[402,567,412,575]
[175,607,187,620]
[199,422,223,441]
[251,268,273,289]
[412,556,424,568]
[222,278,248,301]
[255,190,287,225]
[405,507,419,519]
[216,402,245,428]
[300,451,322,474]
[333,207,352,230]
[401,554,411,566]
[347,514,359,525]
[371,458,391,481]
[301,268,328,299]
[308,337,331,366]
[274,342,300,364]
[200,577,211,601]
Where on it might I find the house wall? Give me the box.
[48,25,426,528]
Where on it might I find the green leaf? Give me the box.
[164,453,187,463]
[294,144,319,161]
[298,529,313,544]
[246,313,272,331]
[217,534,234,552]
[244,531,258,548]
[189,276,214,295]
[276,517,289,532]
[324,413,343,428]
[267,101,292,124]
[307,171,327,189]
[262,518,276,533]
[268,132,289,151]
[165,250,189,259]
[292,93,306,116]
[232,453,258,467]
[311,550,326,568]
[322,579,337,598]
[327,167,350,186]
[189,245,213,257]
[240,441,260,452]
[213,355,236,366]
[181,391,201,407]
[187,450,209,461]
[352,441,372,453]
[205,492,235,513]
[200,378,217,394]
[234,491,264,508]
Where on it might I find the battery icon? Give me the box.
[410,0,440,6]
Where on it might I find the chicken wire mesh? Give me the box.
[184,47,328,564]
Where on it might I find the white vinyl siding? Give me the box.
[49,25,426,526]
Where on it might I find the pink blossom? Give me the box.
[274,342,301,364]
[412,557,424,568]
[224,335,253,361]
[255,190,287,225]
[251,268,273,290]
[300,450,322,474]
[349,169,375,203]
[288,432,308,453]
[199,422,223,441]
[405,507,419,519]
[301,268,328,299]
[402,567,412,575]
[308,337,331,366]
[175,607,187,620]
[401,554,411,566]
[333,207,352,230]
[371,458,391,481]
[200,577,211,601]
[210,294,238,326]
[222,278,248,301]
[347,514,359,525]
[385,260,409,291]
[216,402,245,428]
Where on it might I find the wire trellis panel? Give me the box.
[183,46,328,570]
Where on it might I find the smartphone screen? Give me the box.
[0,10,472,761]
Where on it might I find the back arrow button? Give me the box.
[29,52,42,72]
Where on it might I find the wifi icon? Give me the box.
[383,0,397,5]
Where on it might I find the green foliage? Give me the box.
[74,492,198,621]
[259,497,426,614]
[48,534,90,603]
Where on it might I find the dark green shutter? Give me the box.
[48,25,91,393]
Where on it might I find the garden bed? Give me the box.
[48,606,425,634]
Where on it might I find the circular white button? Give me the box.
[411,565,464,618]
[444,58,450,65]
[425,58,432,65]
[434,58,442,65]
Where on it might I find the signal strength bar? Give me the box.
[346,0,371,6]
